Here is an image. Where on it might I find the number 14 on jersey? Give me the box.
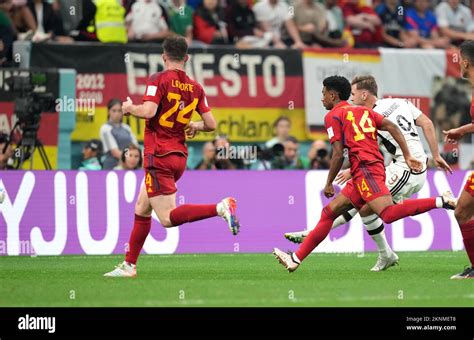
[346,110,376,142]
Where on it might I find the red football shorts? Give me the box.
[464,172,474,197]
[341,162,391,210]
[143,153,187,197]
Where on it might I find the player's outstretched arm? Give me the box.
[324,141,344,198]
[443,123,474,143]
[380,118,422,172]
[416,114,452,174]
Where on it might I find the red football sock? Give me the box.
[460,220,474,266]
[379,198,436,224]
[169,204,218,226]
[295,206,336,262]
[125,214,152,265]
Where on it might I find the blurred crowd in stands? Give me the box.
[71,108,466,171]
[78,98,143,170]
[71,105,333,171]
[1,0,473,169]
[1,0,474,64]
[0,101,466,171]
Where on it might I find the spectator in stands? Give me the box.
[51,0,75,41]
[187,0,201,10]
[11,0,36,37]
[114,143,143,170]
[0,132,14,170]
[126,0,170,42]
[225,0,272,48]
[342,0,383,48]
[325,0,345,37]
[308,139,330,169]
[435,0,474,45]
[266,115,291,149]
[55,0,76,34]
[405,0,450,48]
[73,0,96,40]
[253,0,307,49]
[293,0,347,47]
[193,0,228,45]
[168,0,194,44]
[272,136,306,169]
[0,0,16,64]
[79,139,102,170]
[194,141,217,169]
[293,0,325,46]
[27,0,69,42]
[73,0,127,43]
[376,0,418,47]
[0,39,6,66]
[325,0,354,45]
[0,0,13,17]
[100,98,138,169]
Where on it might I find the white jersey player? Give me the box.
[285,75,452,271]
[376,97,428,203]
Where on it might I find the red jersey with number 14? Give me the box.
[142,69,210,157]
[324,101,385,174]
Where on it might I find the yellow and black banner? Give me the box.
[31,43,307,142]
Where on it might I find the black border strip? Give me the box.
[0,307,472,339]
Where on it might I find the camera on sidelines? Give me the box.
[311,148,330,169]
[256,143,284,161]
[254,143,285,169]
[6,72,56,130]
[4,71,56,169]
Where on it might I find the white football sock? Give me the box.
[362,214,393,257]
[332,208,358,229]
[216,201,225,216]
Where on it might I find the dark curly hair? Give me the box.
[323,76,351,101]
[460,40,474,64]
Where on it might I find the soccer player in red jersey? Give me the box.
[104,36,240,277]
[273,75,457,272]
[443,40,474,279]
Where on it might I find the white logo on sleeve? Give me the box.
[327,127,334,139]
[146,85,157,96]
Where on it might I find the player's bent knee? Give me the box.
[135,203,152,217]
[156,211,174,228]
[454,207,470,226]
[160,219,173,228]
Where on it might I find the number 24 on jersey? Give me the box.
[159,92,198,128]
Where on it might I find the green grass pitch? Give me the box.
[0,251,472,307]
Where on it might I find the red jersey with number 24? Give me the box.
[324,101,385,174]
[142,69,210,157]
